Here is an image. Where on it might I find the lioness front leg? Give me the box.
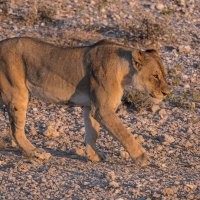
[92,106,148,166]
[83,107,105,162]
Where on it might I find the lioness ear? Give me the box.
[132,50,145,71]
[145,49,160,58]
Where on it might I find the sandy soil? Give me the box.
[0,0,199,199]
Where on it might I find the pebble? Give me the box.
[75,148,84,156]
[159,109,167,119]
[120,150,130,160]
[32,107,38,112]
[163,187,177,196]
[155,3,165,10]
[151,104,160,114]
[150,130,158,136]
[177,0,186,7]
[185,141,193,148]
[43,128,60,138]
[184,84,190,91]
[108,181,119,188]
[185,184,197,190]
[179,45,191,53]
[153,192,161,198]
[164,135,175,144]
[106,171,116,180]
[44,141,57,148]
[182,74,189,81]
[190,102,196,109]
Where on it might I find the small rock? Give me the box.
[83,181,90,186]
[177,0,186,7]
[75,148,84,156]
[150,130,158,136]
[43,127,60,138]
[60,108,66,113]
[32,108,38,112]
[132,188,140,195]
[190,102,195,110]
[163,187,177,196]
[151,104,160,113]
[174,181,180,185]
[114,189,121,194]
[185,184,197,190]
[164,135,175,144]
[159,109,167,119]
[185,141,193,148]
[153,192,161,198]
[179,45,191,53]
[108,181,119,188]
[187,128,193,134]
[182,74,189,81]
[106,171,116,180]
[184,84,190,91]
[155,3,165,10]
[44,141,57,148]
[120,150,130,160]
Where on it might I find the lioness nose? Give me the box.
[162,89,170,96]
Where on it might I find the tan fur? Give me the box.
[0,37,170,166]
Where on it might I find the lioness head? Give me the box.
[132,49,170,104]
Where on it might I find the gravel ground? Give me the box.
[0,0,199,199]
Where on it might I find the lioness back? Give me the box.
[0,37,131,106]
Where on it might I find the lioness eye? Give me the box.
[153,74,159,79]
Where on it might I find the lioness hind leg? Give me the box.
[83,107,105,162]
[6,90,35,152]
[8,126,17,147]
[0,95,16,147]
[5,90,50,160]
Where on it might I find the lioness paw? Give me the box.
[25,148,51,160]
[135,152,150,167]
[87,151,106,162]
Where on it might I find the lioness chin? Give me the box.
[0,37,170,166]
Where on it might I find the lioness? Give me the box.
[0,37,170,166]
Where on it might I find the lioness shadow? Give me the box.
[45,148,87,162]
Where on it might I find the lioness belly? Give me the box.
[26,80,75,103]
[26,80,90,106]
